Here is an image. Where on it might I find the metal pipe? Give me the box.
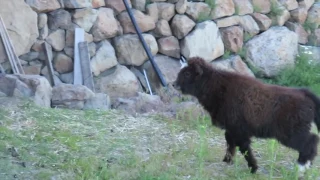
[143,69,153,95]
[122,0,167,87]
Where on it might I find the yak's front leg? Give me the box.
[238,137,258,173]
[223,131,236,164]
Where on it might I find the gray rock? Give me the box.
[132,0,146,11]
[181,20,224,62]
[25,0,61,13]
[158,36,180,58]
[112,92,166,114]
[91,8,119,41]
[143,55,181,91]
[63,0,92,9]
[48,9,72,30]
[114,34,158,66]
[52,84,95,109]
[84,93,111,110]
[170,14,195,39]
[245,26,299,77]
[72,8,98,32]
[212,55,255,77]
[46,29,66,51]
[0,74,52,107]
[97,65,140,99]
[19,52,40,61]
[91,40,118,76]
[38,13,48,29]
[0,0,38,62]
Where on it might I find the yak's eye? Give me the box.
[184,71,191,78]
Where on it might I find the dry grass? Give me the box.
[0,97,319,180]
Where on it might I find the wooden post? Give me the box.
[0,15,24,74]
[78,41,95,92]
[73,28,84,85]
[43,42,56,87]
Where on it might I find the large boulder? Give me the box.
[157,2,176,21]
[157,36,180,58]
[46,29,66,51]
[91,40,118,76]
[118,9,155,34]
[245,26,299,77]
[285,21,308,44]
[170,14,195,39]
[143,55,181,91]
[113,34,158,66]
[220,25,244,53]
[97,65,140,99]
[181,20,224,62]
[185,2,211,21]
[90,8,119,42]
[63,0,92,9]
[306,3,320,29]
[72,8,99,32]
[211,0,235,19]
[52,84,95,109]
[105,0,132,14]
[83,93,111,110]
[0,0,39,62]
[112,92,166,115]
[233,0,253,15]
[212,55,255,77]
[25,0,61,13]
[53,53,74,74]
[47,9,72,30]
[0,74,52,107]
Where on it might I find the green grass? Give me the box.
[0,97,319,180]
[262,53,320,95]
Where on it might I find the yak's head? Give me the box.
[172,57,207,96]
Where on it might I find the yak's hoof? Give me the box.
[250,165,258,174]
[222,155,234,165]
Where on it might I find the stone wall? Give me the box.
[0,0,320,100]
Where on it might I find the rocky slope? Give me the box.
[0,0,319,109]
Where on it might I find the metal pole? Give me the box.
[143,69,153,95]
[122,0,167,87]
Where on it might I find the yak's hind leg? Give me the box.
[283,132,319,176]
[238,138,258,173]
[223,131,236,164]
[224,131,258,173]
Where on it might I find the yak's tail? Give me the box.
[300,88,320,133]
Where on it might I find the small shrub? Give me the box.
[303,19,318,33]
[269,0,284,17]
[205,0,216,9]
[197,12,211,23]
[222,50,232,59]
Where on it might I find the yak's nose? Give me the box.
[172,81,180,90]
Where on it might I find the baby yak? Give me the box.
[173,57,320,175]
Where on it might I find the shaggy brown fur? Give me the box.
[173,57,320,174]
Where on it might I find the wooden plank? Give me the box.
[0,15,24,74]
[0,19,17,74]
[43,42,56,87]
[73,28,84,85]
[78,41,95,92]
